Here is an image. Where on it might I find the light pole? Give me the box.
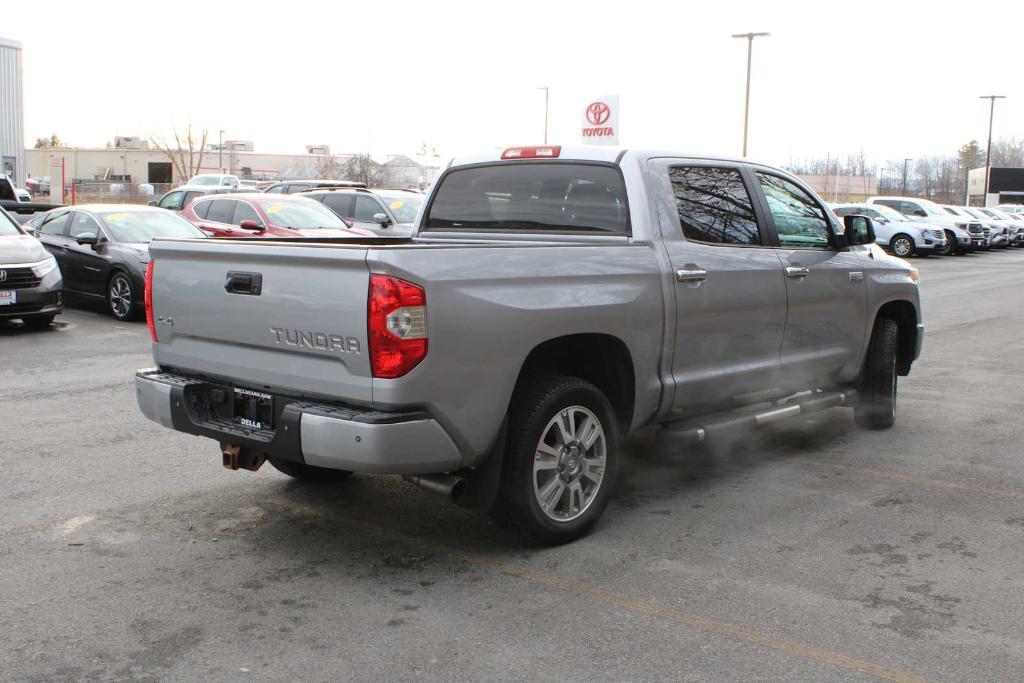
[731,32,769,157]
[902,158,912,196]
[979,95,1005,207]
[219,129,225,173]
[538,87,549,144]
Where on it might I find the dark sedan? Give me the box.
[34,205,206,321]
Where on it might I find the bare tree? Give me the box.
[150,124,210,184]
[344,154,392,186]
[315,155,346,180]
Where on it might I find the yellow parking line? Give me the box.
[797,458,1024,501]
[267,496,927,683]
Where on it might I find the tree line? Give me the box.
[786,138,1024,203]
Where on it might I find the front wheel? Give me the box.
[108,272,137,321]
[268,458,353,482]
[855,318,898,430]
[493,375,619,545]
[942,231,956,256]
[890,234,915,258]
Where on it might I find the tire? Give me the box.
[22,314,56,330]
[268,458,353,482]
[107,272,138,321]
[890,234,914,258]
[493,375,619,545]
[942,231,956,256]
[855,318,898,430]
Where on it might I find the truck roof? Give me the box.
[448,145,782,173]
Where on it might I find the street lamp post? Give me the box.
[979,95,1006,207]
[902,158,912,196]
[538,87,549,145]
[731,32,770,157]
[219,129,225,173]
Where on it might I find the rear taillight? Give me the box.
[368,274,427,379]
[145,260,157,343]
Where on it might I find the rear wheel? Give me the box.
[22,314,56,330]
[493,375,619,545]
[890,234,914,257]
[108,272,137,321]
[268,458,353,482]
[855,318,898,430]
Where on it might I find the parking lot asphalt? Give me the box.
[2,249,1023,682]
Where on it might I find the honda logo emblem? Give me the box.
[585,101,611,126]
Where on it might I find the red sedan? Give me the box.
[180,193,374,238]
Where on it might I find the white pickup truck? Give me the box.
[136,146,923,544]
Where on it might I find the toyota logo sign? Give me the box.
[585,101,611,126]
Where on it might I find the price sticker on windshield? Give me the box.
[266,205,283,214]
[389,201,404,210]
[105,213,128,222]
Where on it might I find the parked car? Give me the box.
[302,188,424,236]
[0,206,63,328]
[180,193,375,238]
[995,204,1024,215]
[830,203,947,257]
[237,179,262,190]
[34,204,206,321]
[186,173,239,188]
[151,185,257,212]
[955,206,1010,248]
[262,179,367,194]
[137,145,922,544]
[940,206,1003,249]
[976,208,1024,246]
[867,196,984,252]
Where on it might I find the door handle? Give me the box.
[785,266,810,279]
[225,271,263,295]
[675,268,708,283]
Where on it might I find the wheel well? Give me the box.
[875,301,917,375]
[515,334,636,432]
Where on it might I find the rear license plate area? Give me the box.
[233,387,274,430]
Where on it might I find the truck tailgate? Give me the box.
[149,239,372,405]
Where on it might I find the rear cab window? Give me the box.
[668,166,761,245]
[425,163,628,234]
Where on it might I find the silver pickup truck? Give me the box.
[136,146,922,544]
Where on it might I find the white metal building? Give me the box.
[0,37,26,187]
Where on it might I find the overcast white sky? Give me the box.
[6,0,1022,167]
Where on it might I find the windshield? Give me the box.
[0,208,22,236]
[189,176,222,186]
[962,207,988,220]
[377,193,423,223]
[920,201,954,217]
[261,200,351,230]
[99,211,207,242]
[978,208,1003,219]
[873,205,908,222]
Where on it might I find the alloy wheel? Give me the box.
[532,405,607,522]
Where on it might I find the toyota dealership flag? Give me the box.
[580,95,619,145]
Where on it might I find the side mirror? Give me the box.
[843,215,876,246]
[239,219,263,231]
[76,232,99,246]
[912,209,927,217]
[148,200,158,206]
[372,212,391,227]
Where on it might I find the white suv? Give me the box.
[867,196,982,254]
[830,203,947,257]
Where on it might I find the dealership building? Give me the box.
[0,36,26,187]
[967,166,1024,206]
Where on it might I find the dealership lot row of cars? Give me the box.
[1,163,1023,330]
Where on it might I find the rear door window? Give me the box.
[40,211,71,236]
[286,184,310,194]
[191,200,211,220]
[425,163,628,233]
[668,166,761,245]
[206,199,236,224]
[322,194,355,218]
